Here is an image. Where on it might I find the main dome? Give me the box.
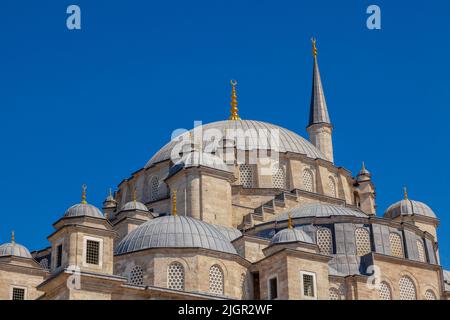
[145,120,327,167]
[115,215,237,255]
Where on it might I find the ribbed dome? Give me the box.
[270,228,314,244]
[384,199,436,219]
[275,203,367,222]
[0,242,32,259]
[145,120,327,167]
[121,201,149,212]
[115,216,237,255]
[64,203,105,219]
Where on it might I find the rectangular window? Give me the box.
[56,244,63,268]
[252,272,260,300]
[85,240,100,265]
[12,288,25,300]
[268,277,278,300]
[301,271,317,299]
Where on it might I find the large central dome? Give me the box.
[145,120,326,167]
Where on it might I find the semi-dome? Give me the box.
[0,242,32,259]
[145,120,327,167]
[275,203,367,222]
[64,203,105,219]
[384,199,436,219]
[270,227,314,244]
[121,200,149,212]
[115,215,237,255]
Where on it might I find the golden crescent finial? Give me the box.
[11,230,15,244]
[403,186,408,200]
[311,37,317,57]
[81,184,87,204]
[287,213,293,229]
[172,190,178,216]
[228,79,241,120]
[133,187,137,203]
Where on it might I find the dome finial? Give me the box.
[81,184,87,204]
[109,188,113,198]
[403,186,408,200]
[287,213,293,229]
[11,230,15,244]
[172,190,177,216]
[311,37,317,57]
[132,187,137,203]
[228,80,241,120]
[362,161,366,171]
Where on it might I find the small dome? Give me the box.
[275,203,367,222]
[384,199,436,219]
[115,215,237,255]
[270,227,314,245]
[0,242,32,259]
[64,203,105,219]
[121,201,149,212]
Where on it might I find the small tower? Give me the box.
[355,162,376,215]
[102,188,117,220]
[306,38,334,162]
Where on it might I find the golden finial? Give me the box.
[403,187,408,200]
[11,230,15,244]
[172,190,177,216]
[311,37,317,57]
[81,184,87,204]
[287,213,293,229]
[228,80,241,120]
[132,187,137,203]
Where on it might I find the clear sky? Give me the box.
[1,1,449,269]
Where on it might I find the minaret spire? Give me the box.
[306,38,334,162]
[228,80,241,120]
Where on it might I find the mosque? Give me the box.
[1,40,449,300]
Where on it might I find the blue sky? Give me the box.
[0,1,449,268]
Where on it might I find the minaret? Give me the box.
[306,38,334,162]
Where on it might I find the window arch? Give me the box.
[128,265,144,286]
[355,228,371,256]
[272,164,287,189]
[354,191,361,208]
[316,228,333,254]
[167,262,185,291]
[424,289,437,300]
[328,176,336,197]
[239,164,256,188]
[302,169,314,192]
[417,239,426,262]
[389,233,404,258]
[378,281,392,300]
[149,176,159,201]
[209,265,224,295]
[399,276,417,300]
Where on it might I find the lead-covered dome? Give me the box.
[275,203,367,222]
[270,227,314,244]
[121,200,149,212]
[64,203,105,219]
[145,120,327,167]
[384,199,436,219]
[0,242,32,259]
[115,215,237,255]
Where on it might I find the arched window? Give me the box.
[378,281,392,300]
[128,265,144,286]
[39,258,49,270]
[317,228,333,254]
[209,265,224,295]
[389,233,404,258]
[417,240,426,262]
[240,273,247,299]
[167,262,185,291]
[355,228,371,256]
[272,164,287,189]
[328,176,336,197]
[424,289,437,300]
[149,176,159,201]
[239,164,256,188]
[354,191,361,208]
[329,287,340,300]
[399,276,417,300]
[302,169,314,192]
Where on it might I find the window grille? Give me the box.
[129,265,144,286]
[317,228,333,254]
[399,276,417,300]
[12,288,25,300]
[209,265,224,295]
[389,233,404,258]
[167,262,185,290]
[355,228,371,256]
[86,240,100,265]
[302,169,314,192]
[378,282,392,300]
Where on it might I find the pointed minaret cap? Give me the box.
[228,80,241,120]
[308,38,331,128]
